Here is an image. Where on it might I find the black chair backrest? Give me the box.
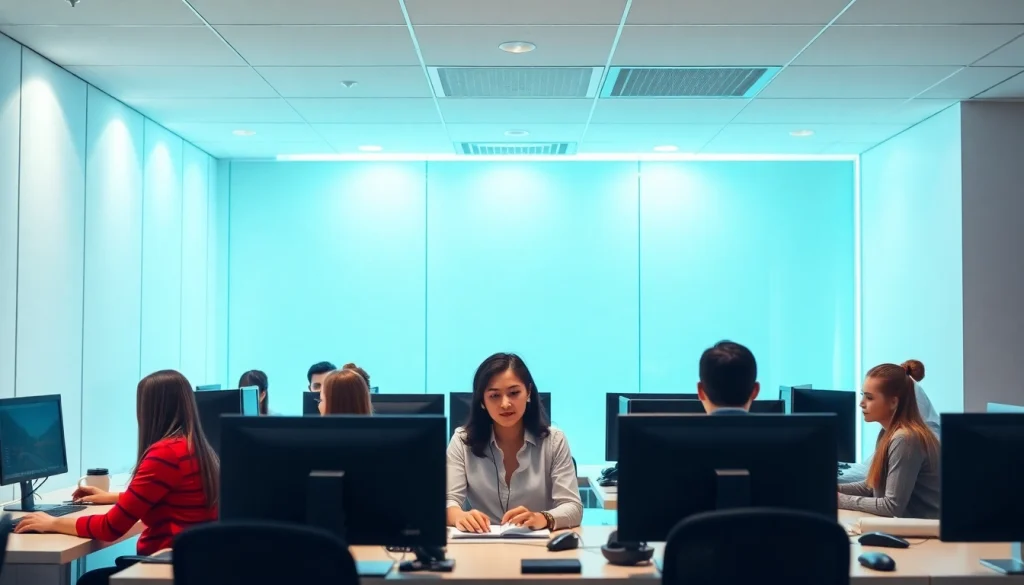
[0,514,12,575]
[173,521,359,585]
[662,508,850,585]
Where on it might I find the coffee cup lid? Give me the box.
[87,468,109,475]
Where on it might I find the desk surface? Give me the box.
[4,475,143,565]
[112,521,1022,585]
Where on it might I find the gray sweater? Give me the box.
[838,429,941,519]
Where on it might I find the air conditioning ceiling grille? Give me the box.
[433,67,598,98]
[608,67,771,98]
[457,142,577,156]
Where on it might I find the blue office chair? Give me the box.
[173,521,359,585]
[661,508,850,585]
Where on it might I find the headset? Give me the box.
[601,530,655,566]
[489,444,512,516]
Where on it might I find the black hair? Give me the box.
[307,361,336,383]
[238,370,269,415]
[698,340,758,407]
[461,353,549,458]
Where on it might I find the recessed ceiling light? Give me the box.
[340,80,358,88]
[358,145,383,152]
[232,129,256,137]
[653,145,679,152]
[504,130,530,137]
[790,129,815,137]
[498,41,536,54]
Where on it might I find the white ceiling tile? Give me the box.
[214,26,420,66]
[189,0,406,25]
[65,66,277,99]
[438,99,593,124]
[627,0,850,25]
[578,140,707,153]
[414,26,617,66]
[0,0,200,25]
[405,0,628,25]
[583,123,724,144]
[701,133,830,154]
[759,66,959,98]
[591,99,749,123]
[919,66,1024,98]
[161,122,322,144]
[975,71,1024,97]
[195,140,335,159]
[255,66,432,98]
[613,26,819,66]
[446,124,586,142]
[126,98,304,123]
[975,34,1024,66]
[289,98,441,124]
[314,124,452,153]
[795,25,1024,66]
[838,0,1024,24]
[820,142,879,154]
[0,25,243,66]
[736,98,958,124]
[711,123,908,143]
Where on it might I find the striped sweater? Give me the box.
[75,437,217,555]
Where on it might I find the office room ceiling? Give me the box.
[2,0,1023,159]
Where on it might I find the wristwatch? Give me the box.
[541,511,555,530]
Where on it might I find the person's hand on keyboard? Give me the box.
[13,512,57,534]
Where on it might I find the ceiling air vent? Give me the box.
[457,142,577,156]
[600,67,781,98]
[430,67,603,98]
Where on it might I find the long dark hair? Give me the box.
[238,370,269,415]
[136,370,220,508]
[461,353,549,458]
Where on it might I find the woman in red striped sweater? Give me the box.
[15,370,219,584]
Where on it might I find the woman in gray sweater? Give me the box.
[838,363,941,518]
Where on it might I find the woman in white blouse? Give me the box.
[445,353,583,533]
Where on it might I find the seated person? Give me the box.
[446,353,582,533]
[838,363,940,519]
[696,340,760,414]
[342,362,373,392]
[15,370,219,585]
[318,368,372,415]
[307,360,335,394]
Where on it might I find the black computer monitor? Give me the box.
[371,394,445,415]
[194,388,260,455]
[987,402,1024,413]
[778,384,811,399]
[448,392,551,440]
[605,393,698,461]
[0,395,70,512]
[940,413,1024,574]
[302,391,320,415]
[621,398,785,415]
[617,413,837,542]
[219,414,448,574]
[196,384,222,391]
[781,388,857,463]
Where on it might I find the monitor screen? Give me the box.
[621,398,785,415]
[371,394,445,415]
[448,392,551,440]
[605,393,700,461]
[788,388,857,463]
[987,402,1024,413]
[303,392,320,416]
[195,389,258,455]
[196,384,222,391]
[240,386,260,415]
[0,395,69,485]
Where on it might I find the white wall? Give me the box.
[0,34,224,501]
[860,105,964,457]
[960,101,1024,412]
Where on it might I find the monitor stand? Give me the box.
[715,469,751,510]
[2,480,61,512]
[981,542,1024,575]
[306,471,400,577]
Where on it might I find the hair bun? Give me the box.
[904,364,914,377]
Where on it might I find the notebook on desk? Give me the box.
[450,524,550,540]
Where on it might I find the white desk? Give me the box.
[1,476,143,585]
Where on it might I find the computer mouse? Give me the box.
[858,551,896,572]
[547,532,581,552]
[858,531,910,548]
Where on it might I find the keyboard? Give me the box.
[3,504,87,532]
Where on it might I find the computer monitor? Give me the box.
[194,388,260,455]
[302,391,320,415]
[940,413,1024,574]
[371,394,445,415]
[987,402,1024,413]
[778,384,811,399]
[605,393,698,461]
[781,388,857,462]
[219,415,448,574]
[196,384,222,391]
[620,398,785,415]
[0,395,70,512]
[448,392,551,440]
[617,413,837,542]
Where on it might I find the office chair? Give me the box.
[173,521,360,585]
[0,514,12,575]
[662,508,850,585]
